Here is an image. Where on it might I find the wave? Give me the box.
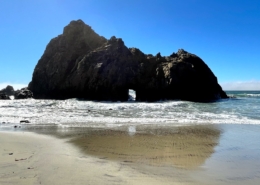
[1,96,260,128]
[226,91,260,98]
[247,94,260,97]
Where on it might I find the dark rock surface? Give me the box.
[20,120,30,123]
[29,20,106,99]
[15,88,33,99]
[0,93,11,100]
[29,19,228,102]
[133,49,228,102]
[0,85,33,100]
[0,85,15,96]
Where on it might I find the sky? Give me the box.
[0,0,260,90]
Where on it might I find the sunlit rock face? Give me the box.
[29,20,227,102]
[132,49,228,102]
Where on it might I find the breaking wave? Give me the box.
[0,91,260,128]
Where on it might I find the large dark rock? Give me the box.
[15,87,33,99]
[0,85,15,96]
[29,20,228,102]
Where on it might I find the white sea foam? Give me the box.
[1,92,260,128]
[247,94,260,97]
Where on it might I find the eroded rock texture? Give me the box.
[29,20,227,102]
[0,93,10,100]
[0,85,15,96]
[15,87,33,99]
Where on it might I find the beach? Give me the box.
[0,127,196,185]
[1,124,260,185]
[1,0,260,183]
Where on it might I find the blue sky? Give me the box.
[0,0,260,90]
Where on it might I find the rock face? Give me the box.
[29,20,228,102]
[0,85,15,96]
[29,20,106,99]
[0,93,10,100]
[15,88,33,99]
[0,85,33,99]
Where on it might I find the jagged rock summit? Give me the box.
[29,19,228,102]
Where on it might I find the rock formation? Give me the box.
[0,85,15,96]
[0,93,10,100]
[29,20,228,102]
[0,85,33,99]
[15,87,33,99]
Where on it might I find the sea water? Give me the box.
[0,91,260,128]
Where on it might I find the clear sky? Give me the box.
[0,0,260,90]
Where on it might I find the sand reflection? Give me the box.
[70,125,221,169]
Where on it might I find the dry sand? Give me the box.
[1,124,260,185]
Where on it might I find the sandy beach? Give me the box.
[1,124,260,185]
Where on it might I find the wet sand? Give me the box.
[69,125,220,169]
[1,124,260,184]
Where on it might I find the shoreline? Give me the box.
[1,124,260,184]
[0,130,196,185]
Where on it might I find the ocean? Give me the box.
[0,90,260,128]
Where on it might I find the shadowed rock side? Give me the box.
[29,20,107,99]
[15,87,33,99]
[0,93,10,100]
[0,85,15,96]
[29,19,228,102]
[0,85,33,99]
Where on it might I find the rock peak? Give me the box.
[177,49,188,55]
[63,19,92,36]
[69,19,85,25]
[108,36,124,45]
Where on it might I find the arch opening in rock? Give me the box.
[128,89,136,101]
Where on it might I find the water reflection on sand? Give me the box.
[11,124,260,184]
[69,125,221,169]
